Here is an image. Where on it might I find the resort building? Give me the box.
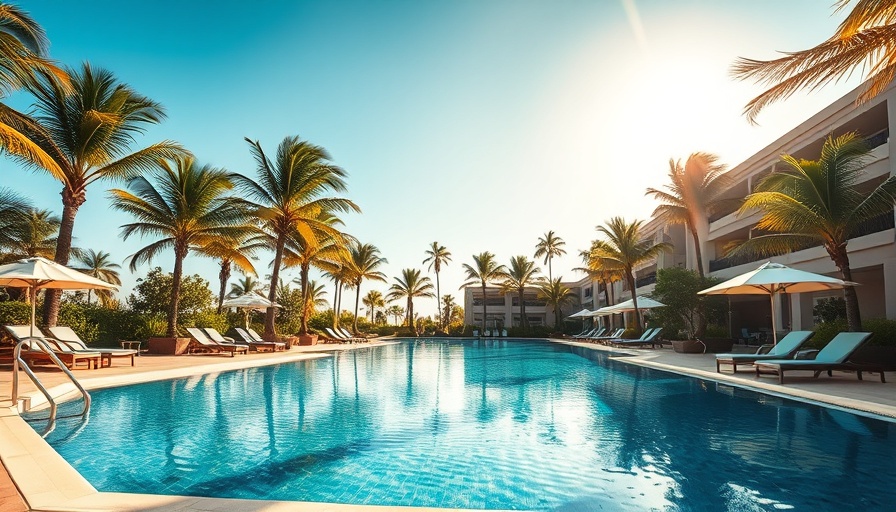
[587,81,895,337]
[462,281,583,330]
[491,80,896,337]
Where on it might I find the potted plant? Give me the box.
[650,268,728,353]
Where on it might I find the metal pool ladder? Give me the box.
[11,337,91,437]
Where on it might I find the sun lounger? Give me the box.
[715,331,814,373]
[754,332,882,384]
[185,327,248,356]
[574,327,604,340]
[339,327,368,342]
[48,326,137,367]
[323,327,354,343]
[5,325,101,370]
[610,328,664,348]
[208,327,283,352]
[589,328,625,343]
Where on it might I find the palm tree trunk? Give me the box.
[352,280,362,334]
[217,259,230,314]
[408,297,415,334]
[44,191,84,327]
[167,249,187,338]
[548,257,553,283]
[627,271,641,335]
[264,236,286,339]
[333,279,340,329]
[480,282,487,334]
[829,246,862,331]
[87,290,93,305]
[518,289,528,330]
[435,270,441,329]
[689,225,705,279]
[299,262,310,335]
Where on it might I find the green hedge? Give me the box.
[807,318,896,348]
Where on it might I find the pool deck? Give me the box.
[1,337,894,511]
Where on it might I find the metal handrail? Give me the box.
[12,337,92,437]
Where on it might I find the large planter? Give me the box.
[147,337,191,355]
[296,334,315,346]
[671,338,735,354]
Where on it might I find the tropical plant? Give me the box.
[303,279,329,317]
[441,294,459,327]
[727,132,896,331]
[649,267,724,339]
[386,304,404,326]
[229,275,262,297]
[589,217,671,334]
[534,230,566,282]
[499,255,542,330]
[282,215,350,334]
[127,267,215,323]
[575,246,624,310]
[645,153,732,277]
[26,62,185,327]
[386,268,435,334]
[323,261,354,329]
[203,232,265,313]
[73,249,121,306]
[0,3,70,175]
[423,241,451,328]
[362,289,385,324]
[346,242,387,334]
[110,156,250,337]
[1,208,60,262]
[732,0,896,123]
[232,135,359,339]
[537,277,577,328]
[461,251,508,334]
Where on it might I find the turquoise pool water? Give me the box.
[33,339,896,510]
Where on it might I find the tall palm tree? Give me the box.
[499,255,542,330]
[346,242,387,334]
[27,63,185,327]
[461,252,508,334]
[441,294,458,327]
[538,277,577,329]
[324,261,354,330]
[73,249,121,306]
[386,304,404,326]
[575,246,624,311]
[423,241,451,329]
[362,289,385,323]
[0,188,31,260]
[728,132,896,331]
[386,268,435,334]
[283,220,350,334]
[303,279,329,318]
[732,0,896,123]
[232,135,359,339]
[645,153,732,277]
[590,217,671,334]
[0,3,70,175]
[203,232,265,313]
[110,156,250,337]
[534,230,566,283]
[229,275,262,297]
[2,208,59,261]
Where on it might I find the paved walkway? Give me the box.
[1,337,893,511]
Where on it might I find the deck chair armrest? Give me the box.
[756,344,774,355]
[794,349,819,360]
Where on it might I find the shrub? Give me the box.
[805,317,896,348]
[0,301,32,328]
[650,267,725,339]
[813,297,847,323]
[703,324,730,338]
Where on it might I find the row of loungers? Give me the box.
[5,325,137,370]
[185,327,286,355]
[716,331,888,384]
[322,327,368,343]
[571,327,664,348]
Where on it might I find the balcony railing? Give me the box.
[636,272,657,288]
[709,211,895,272]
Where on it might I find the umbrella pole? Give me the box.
[769,293,778,345]
[30,287,36,338]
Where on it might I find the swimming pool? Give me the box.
[31,339,896,510]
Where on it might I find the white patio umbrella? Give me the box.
[222,292,281,329]
[602,296,666,313]
[567,308,593,318]
[698,261,859,343]
[0,256,117,337]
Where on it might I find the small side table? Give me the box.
[120,340,142,355]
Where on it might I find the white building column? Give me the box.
[790,293,803,330]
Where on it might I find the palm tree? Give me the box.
[386,304,405,326]
[538,277,577,329]
[303,279,329,318]
[461,252,508,334]
[575,246,624,311]
[232,135,359,339]
[423,241,452,329]
[590,217,671,334]
[499,255,542,330]
[0,3,70,175]
[346,242,387,334]
[110,156,250,337]
[645,153,732,277]
[362,290,385,323]
[0,188,31,260]
[73,249,121,306]
[2,208,60,261]
[386,268,435,334]
[441,294,458,327]
[324,261,354,330]
[728,132,896,331]
[229,275,262,297]
[534,231,566,282]
[732,1,896,123]
[203,233,265,313]
[283,221,350,334]
[27,63,185,327]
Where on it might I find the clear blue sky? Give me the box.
[6,0,862,317]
